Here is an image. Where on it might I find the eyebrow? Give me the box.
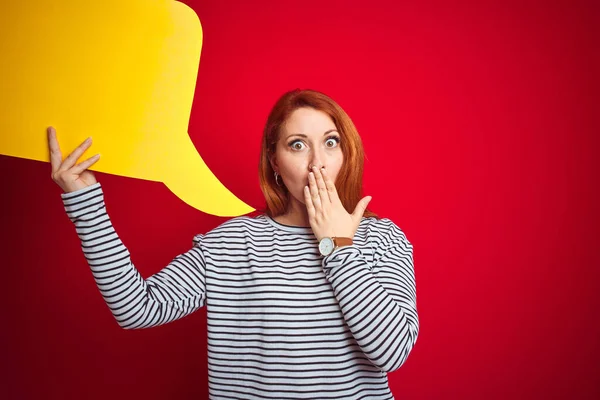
[286,129,339,140]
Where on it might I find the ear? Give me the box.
[269,154,279,173]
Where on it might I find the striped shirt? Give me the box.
[62,182,419,400]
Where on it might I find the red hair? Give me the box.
[258,89,378,219]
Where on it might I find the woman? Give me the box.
[48,89,419,399]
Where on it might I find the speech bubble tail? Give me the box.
[161,133,255,217]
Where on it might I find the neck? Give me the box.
[276,196,311,227]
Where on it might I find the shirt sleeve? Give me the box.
[61,182,207,330]
[321,219,419,372]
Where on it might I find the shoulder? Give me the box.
[359,216,412,253]
[192,215,270,246]
[211,215,268,234]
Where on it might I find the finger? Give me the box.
[71,153,101,175]
[61,136,93,171]
[312,166,331,205]
[308,171,322,212]
[47,127,63,175]
[352,196,373,219]
[320,167,341,204]
[303,185,316,219]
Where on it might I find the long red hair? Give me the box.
[258,89,378,219]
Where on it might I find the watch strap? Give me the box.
[332,237,353,247]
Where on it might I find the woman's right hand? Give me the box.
[48,126,101,193]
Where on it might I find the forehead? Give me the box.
[282,107,336,136]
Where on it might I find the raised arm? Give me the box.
[61,183,207,329]
[49,127,207,330]
[302,164,418,372]
[322,219,419,372]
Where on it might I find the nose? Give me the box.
[308,149,326,172]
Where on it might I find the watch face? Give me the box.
[319,237,334,256]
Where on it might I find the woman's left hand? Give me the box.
[304,165,372,242]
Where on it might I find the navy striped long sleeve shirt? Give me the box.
[62,182,419,400]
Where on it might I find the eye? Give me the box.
[289,140,306,151]
[325,136,340,148]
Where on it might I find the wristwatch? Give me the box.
[318,237,353,256]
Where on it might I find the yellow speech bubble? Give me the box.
[0,0,254,216]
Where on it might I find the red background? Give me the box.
[2,0,598,398]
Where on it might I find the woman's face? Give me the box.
[271,107,344,207]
